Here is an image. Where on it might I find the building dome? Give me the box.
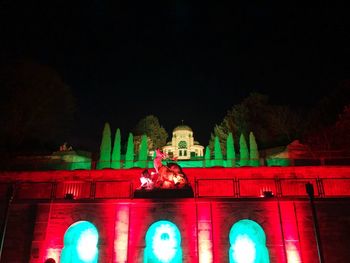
[173,125,193,132]
[163,124,204,160]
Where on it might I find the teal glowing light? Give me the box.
[145,220,182,263]
[229,219,269,263]
[61,221,99,263]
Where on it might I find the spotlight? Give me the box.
[262,190,274,198]
[64,193,75,200]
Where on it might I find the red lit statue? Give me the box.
[154,148,166,174]
[139,149,188,190]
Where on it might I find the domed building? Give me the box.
[162,124,204,160]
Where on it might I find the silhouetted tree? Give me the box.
[306,104,350,153]
[133,115,168,150]
[125,133,134,168]
[111,128,121,169]
[209,93,269,150]
[134,135,153,155]
[269,105,301,142]
[209,92,301,150]
[335,105,350,149]
[209,124,229,155]
[303,84,350,152]
[0,61,75,152]
[97,123,111,169]
[306,83,350,132]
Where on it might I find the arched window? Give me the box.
[178,141,187,149]
[60,221,99,263]
[229,219,269,263]
[144,220,182,263]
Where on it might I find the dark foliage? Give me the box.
[0,61,75,152]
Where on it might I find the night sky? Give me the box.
[1,2,349,150]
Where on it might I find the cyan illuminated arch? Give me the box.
[60,221,99,263]
[229,219,269,263]
[144,220,182,263]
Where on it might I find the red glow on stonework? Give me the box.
[46,248,60,263]
[197,202,213,263]
[114,204,130,262]
[127,201,149,261]
[17,166,350,263]
[65,182,81,198]
[286,243,302,262]
[181,199,199,262]
[279,202,302,262]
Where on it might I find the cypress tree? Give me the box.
[204,146,211,168]
[151,149,157,169]
[124,133,134,168]
[249,131,260,167]
[138,134,148,168]
[214,136,224,166]
[239,133,249,166]
[226,132,235,167]
[111,128,121,169]
[97,122,111,169]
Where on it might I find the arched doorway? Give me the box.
[144,220,182,263]
[60,221,99,263]
[229,219,269,263]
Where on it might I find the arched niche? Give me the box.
[144,220,182,263]
[60,221,99,263]
[229,219,270,263]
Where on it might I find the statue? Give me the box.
[138,149,189,190]
[139,169,154,190]
[154,148,166,174]
[59,142,72,151]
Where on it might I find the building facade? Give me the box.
[1,166,350,262]
[162,125,204,160]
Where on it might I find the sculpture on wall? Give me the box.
[59,142,73,151]
[139,149,189,190]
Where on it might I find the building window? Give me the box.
[229,219,269,263]
[61,221,99,263]
[144,220,182,262]
[184,150,187,156]
[178,141,187,149]
[179,150,182,156]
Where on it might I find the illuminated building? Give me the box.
[1,164,350,262]
[162,125,204,160]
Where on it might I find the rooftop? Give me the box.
[173,125,192,132]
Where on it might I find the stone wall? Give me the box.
[1,199,349,262]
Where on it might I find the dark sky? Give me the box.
[1,1,349,150]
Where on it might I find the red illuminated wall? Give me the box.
[1,166,350,262]
[2,199,344,263]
